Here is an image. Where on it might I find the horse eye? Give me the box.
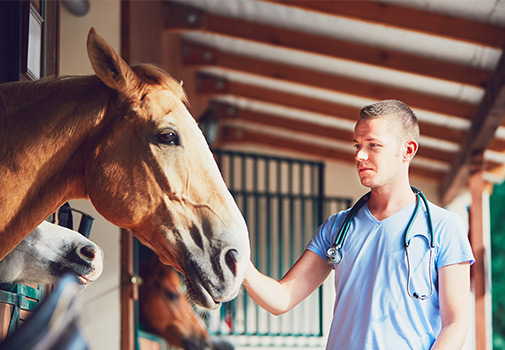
[158,131,180,146]
[164,290,180,301]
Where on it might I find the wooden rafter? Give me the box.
[441,49,505,204]
[164,1,492,87]
[182,41,478,120]
[211,100,354,141]
[197,72,468,143]
[210,100,455,164]
[258,0,505,48]
[186,42,505,155]
[221,125,445,181]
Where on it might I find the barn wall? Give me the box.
[59,1,122,350]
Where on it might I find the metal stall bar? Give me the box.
[211,150,351,346]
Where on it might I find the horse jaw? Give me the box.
[132,209,250,310]
[0,221,104,286]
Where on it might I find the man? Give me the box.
[243,100,474,349]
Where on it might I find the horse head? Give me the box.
[140,258,211,350]
[84,28,250,308]
[0,221,103,286]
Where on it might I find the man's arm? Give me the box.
[243,249,332,316]
[430,262,471,350]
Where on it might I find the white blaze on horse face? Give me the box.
[0,221,104,285]
[142,90,251,308]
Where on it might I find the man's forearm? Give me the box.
[243,262,292,316]
[430,322,468,350]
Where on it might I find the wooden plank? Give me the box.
[121,0,164,65]
[212,100,455,164]
[259,0,505,48]
[0,303,13,341]
[183,42,478,120]
[197,72,468,144]
[468,160,488,350]
[212,100,354,141]
[441,46,505,204]
[221,125,445,181]
[488,137,505,152]
[44,0,59,77]
[120,228,135,350]
[165,1,492,87]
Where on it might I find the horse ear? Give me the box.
[86,27,138,94]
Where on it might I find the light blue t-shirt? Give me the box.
[306,199,474,350]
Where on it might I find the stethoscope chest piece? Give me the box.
[326,246,342,264]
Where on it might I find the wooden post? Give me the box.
[120,228,135,350]
[468,152,489,350]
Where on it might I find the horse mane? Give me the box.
[0,63,187,116]
[0,75,100,116]
[132,64,188,105]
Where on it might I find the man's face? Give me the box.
[353,118,405,189]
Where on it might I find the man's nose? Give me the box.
[355,149,368,161]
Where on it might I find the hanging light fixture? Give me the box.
[61,0,90,17]
[198,106,220,148]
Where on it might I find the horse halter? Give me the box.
[326,186,435,301]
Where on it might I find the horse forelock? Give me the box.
[132,64,188,105]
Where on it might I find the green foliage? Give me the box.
[491,182,505,349]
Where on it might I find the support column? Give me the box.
[120,229,135,350]
[468,153,491,350]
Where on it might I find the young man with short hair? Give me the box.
[243,100,474,349]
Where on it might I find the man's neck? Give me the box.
[367,183,416,221]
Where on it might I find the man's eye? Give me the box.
[158,131,180,146]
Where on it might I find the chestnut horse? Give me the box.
[140,258,210,350]
[0,28,249,308]
[140,258,235,350]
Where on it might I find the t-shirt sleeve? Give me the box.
[306,212,346,265]
[435,211,475,268]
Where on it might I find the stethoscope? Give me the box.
[326,187,435,301]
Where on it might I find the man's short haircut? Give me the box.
[359,99,420,145]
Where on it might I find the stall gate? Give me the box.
[207,150,351,349]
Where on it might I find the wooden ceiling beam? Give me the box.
[211,100,455,164]
[211,100,354,141]
[183,41,477,120]
[441,50,505,204]
[197,72,468,144]
[165,1,491,87]
[197,71,359,119]
[221,125,445,181]
[221,125,354,164]
[258,0,505,49]
[489,138,505,152]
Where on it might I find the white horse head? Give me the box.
[0,221,103,286]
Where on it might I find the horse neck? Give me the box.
[0,76,120,259]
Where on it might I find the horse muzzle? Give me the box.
[183,245,249,309]
[73,242,104,285]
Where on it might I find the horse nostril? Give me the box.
[224,249,238,276]
[79,245,97,261]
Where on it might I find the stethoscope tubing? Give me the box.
[326,186,435,300]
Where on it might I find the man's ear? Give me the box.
[404,140,418,162]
